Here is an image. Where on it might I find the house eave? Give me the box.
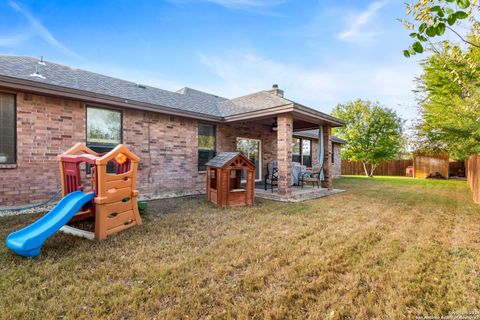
[293,103,344,127]
[222,103,294,122]
[0,75,345,127]
[0,75,223,122]
[223,103,344,127]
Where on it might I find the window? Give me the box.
[292,138,301,163]
[86,106,122,149]
[86,107,122,173]
[332,142,335,163]
[292,137,312,167]
[198,123,216,171]
[236,138,261,181]
[302,139,312,167]
[0,93,16,164]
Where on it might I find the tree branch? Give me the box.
[428,38,441,55]
[447,26,480,48]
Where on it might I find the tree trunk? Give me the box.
[363,162,369,177]
[369,164,377,177]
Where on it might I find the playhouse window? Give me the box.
[210,169,217,190]
[0,93,15,164]
[198,123,216,171]
[230,169,245,191]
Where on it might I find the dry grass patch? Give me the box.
[1,176,480,319]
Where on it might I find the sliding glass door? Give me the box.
[236,138,261,181]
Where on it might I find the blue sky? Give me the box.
[0,0,422,123]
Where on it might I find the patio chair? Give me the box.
[298,166,323,188]
[264,165,279,193]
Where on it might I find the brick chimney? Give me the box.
[268,84,284,98]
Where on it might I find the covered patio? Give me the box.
[255,183,345,202]
[218,89,344,201]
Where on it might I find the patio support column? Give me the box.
[277,113,293,196]
[321,125,333,190]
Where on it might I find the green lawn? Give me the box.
[1,177,480,319]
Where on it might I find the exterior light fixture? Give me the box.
[271,119,278,132]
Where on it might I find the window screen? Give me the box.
[0,93,15,164]
[198,123,216,171]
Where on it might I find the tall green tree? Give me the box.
[332,100,404,177]
[402,0,480,159]
[415,41,480,159]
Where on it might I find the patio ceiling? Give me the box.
[224,103,342,129]
[226,113,338,132]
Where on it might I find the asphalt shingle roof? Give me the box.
[218,91,291,116]
[205,152,242,168]
[0,55,343,124]
[0,56,224,117]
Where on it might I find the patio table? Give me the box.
[268,161,306,186]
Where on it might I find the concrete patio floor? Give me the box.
[255,183,345,202]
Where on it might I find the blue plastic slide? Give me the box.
[6,191,95,257]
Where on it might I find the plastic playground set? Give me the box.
[6,143,143,257]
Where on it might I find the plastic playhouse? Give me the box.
[6,143,142,257]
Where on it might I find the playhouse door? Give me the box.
[236,138,261,181]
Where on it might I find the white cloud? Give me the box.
[0,33,29,47]
[167,0,286,14]
[200,0,285,8]
[338,0,389,43]
[197,52,341,102]
[196,51,420,121]
[7,1,84,61]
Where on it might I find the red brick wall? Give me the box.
[0,91,207,206]
[312,137,320,168]
[122,109,205,199]
[216,121,277,178]
[1,90,340,206]
[319,126,333,189]
[276,113,293,195]
[0,92,85,206]
[306,137,342,178]
[332,143,342,177]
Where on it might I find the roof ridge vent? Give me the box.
[38,56,46,66]
[30,63,46,79]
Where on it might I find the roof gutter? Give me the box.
[222,103,294,122]
[223,103,344,128]
[293,103,344,127]
[0,75,345,127]
[0,76,223,122]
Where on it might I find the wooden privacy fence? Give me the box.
[341,160,413,176]
[342,158,465,177]
[413,152,449,179]
[449,161,466,176]
[467,154,480,204]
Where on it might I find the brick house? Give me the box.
[0,56,345,206]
